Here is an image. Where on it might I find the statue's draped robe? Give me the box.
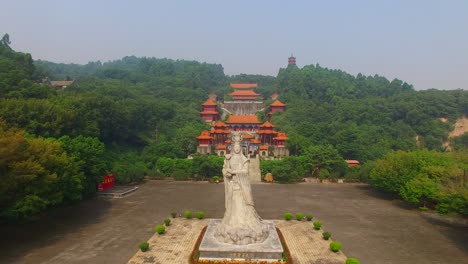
[214,153,269,245]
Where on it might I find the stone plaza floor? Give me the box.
[128,218,347,264]
[0,180,467,264]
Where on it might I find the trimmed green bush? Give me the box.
[155,225,165,234]
[296,212,303,221]
[184,210,192,219]
[212,176,221,182]
[306,214,313,221]
[164,218,171,226]
[284,212,293,221]
[329,241,342,252]
[195,211,205,219]
[313,221,322,230]
[346,258,360,264]
[171,211,177,218]
[322,231,331,240]
[139,242,149,252]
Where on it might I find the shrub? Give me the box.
[164,218,171,226]
[171,211,177,218]
[155,225,165,234]
[313,221,322,230]
[171,169,191,181]
[330,241,342,252]
[322,231,331,240]
[296,212,303,221]
[346,258,360,264]
[212,176,221,182]
[306,214,313,221]
[184,210,192,219]
[284,212,293,221]
[195,211,205,219]
[139,242,149,252]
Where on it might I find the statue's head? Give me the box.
[230,131,243,155]
[233,144,241,154]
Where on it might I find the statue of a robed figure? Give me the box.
[214,132,269,245]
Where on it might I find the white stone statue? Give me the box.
[214,132,269,245]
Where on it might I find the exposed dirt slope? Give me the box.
[449,116,468,138]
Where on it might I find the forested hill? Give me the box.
[272,64,468,160]
[1,35,467,220]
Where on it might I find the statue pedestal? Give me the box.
[199,219,284,262]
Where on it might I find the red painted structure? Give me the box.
[269,99,286,115]
[98,174,115,192]
[273,132,288,146]
[288,54,296,65]
[211,121,230,144]
[197,130,213,145]
[230,83,258,89]
[345,160,360,167]
[228,90,260,100]
[196,81,289,156]
[257,121,277,145]
[225,115,262,131]
[199,98,218,122]
[228,83,260,100]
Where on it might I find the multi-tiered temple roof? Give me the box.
[228,83,260,100]
[196,82,289,157]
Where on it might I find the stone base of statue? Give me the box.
[199,219,284,262]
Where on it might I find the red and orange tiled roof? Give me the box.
[226,115,261,124]
[270,99,286,107]
[242,134,254,139]
[213,120,227,127]
[273,132,288,141]
[257,129,278,134]
[260,121,275,128]
[250,139,261,144]
[202,98,217,106]
[228,90,260,96]
[230,83,258,89]
[200,111,218,115]
[196,130,213,140]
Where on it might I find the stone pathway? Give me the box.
[128,218,347,264]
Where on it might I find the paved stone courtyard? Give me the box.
[0,181,467,264]
[128,218,347,264]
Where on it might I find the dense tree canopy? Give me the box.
[0,33,467,219]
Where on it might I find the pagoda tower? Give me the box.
[257,121,277,145]
[199,98,218,122]
[288,54,296,66]
[269,99,286,115]
[196,130,213,154]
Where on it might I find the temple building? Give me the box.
[228,83,261,101]
[196,82,289,158]
[226,115,262,131]
[196,130,213,154]
[199,98,219,122]
[268,99,286,116]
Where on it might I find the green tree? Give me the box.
[59,135,107,197]
[304,144,345,177]
[0,122,84,221]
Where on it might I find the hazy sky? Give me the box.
[2,0,467,90]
